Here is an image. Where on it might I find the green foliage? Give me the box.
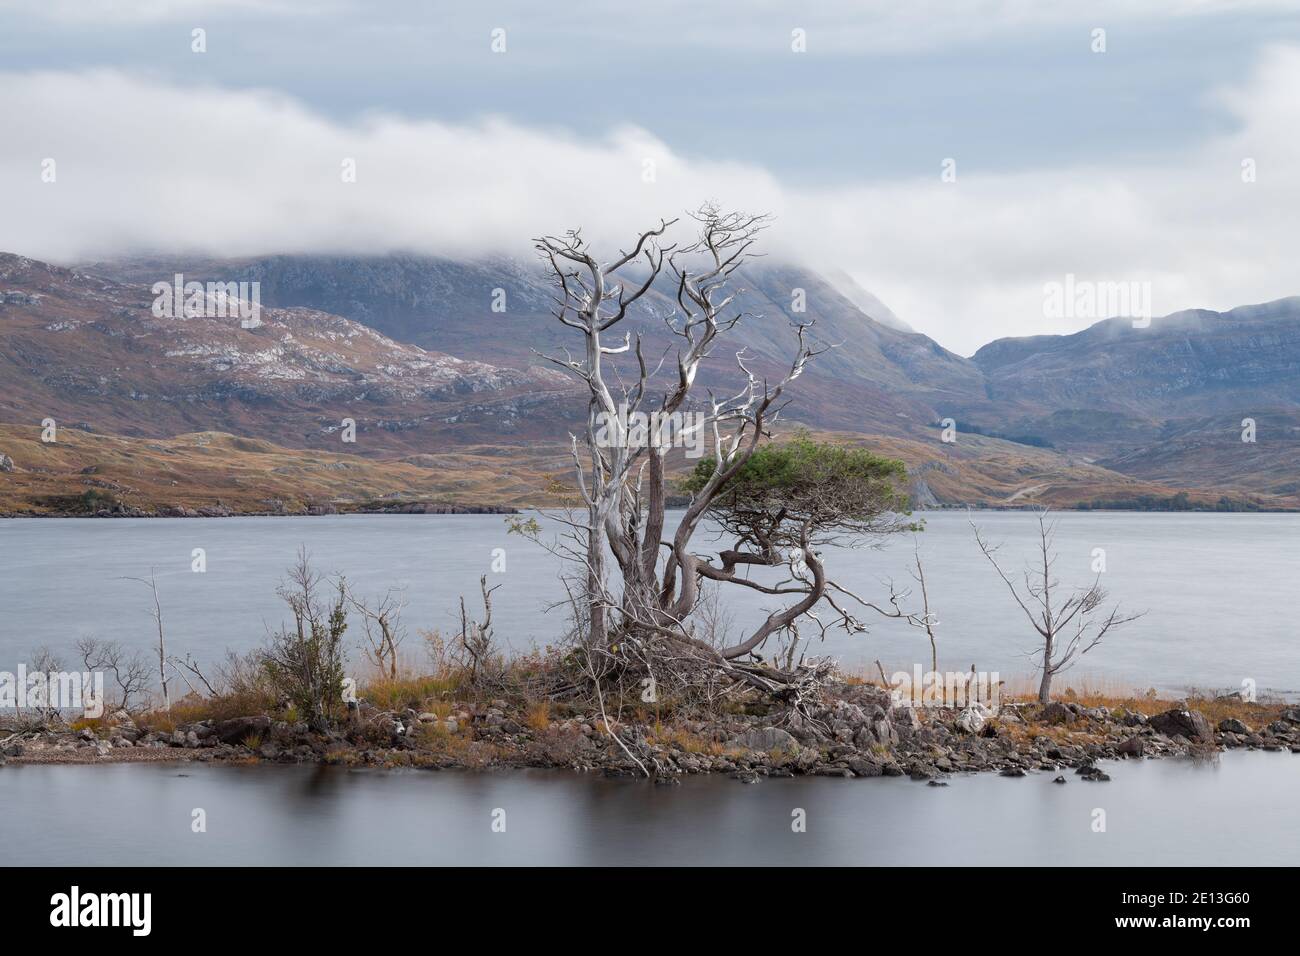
[262,551,349,732]
[682,433,914,539]
[1075,491,1264,512]
[933,419,1054,448]
[506,515,543,538]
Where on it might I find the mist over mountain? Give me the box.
[81,252,988,437]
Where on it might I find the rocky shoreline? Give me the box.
[4,687,1297,783]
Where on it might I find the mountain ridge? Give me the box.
[4,249,1299,510]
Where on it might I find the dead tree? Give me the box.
[972,509,1142,704]
[910,538,939,675]
[76,637,151,712]
[166,653,218,698]
[347,586,408,680]
[122,569,169,711]
[531,205,921,705]
[458,575,501,684]
[18,646,65,727]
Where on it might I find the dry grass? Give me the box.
[853,669,1288,733]
[523,700,551,731]
[1059,690,1283,730]
[645,721,742,757]
[5,417,1276,517]
[417,731,500,767]
[361,670,461,712]
[0,424,559,515]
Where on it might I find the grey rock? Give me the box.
[1148,707,1213,742]
[211,715,272,745]
[1041,702,1073,725]
[1116,736,1145,757]
[954,705,986,735]
[1217,718,1250,735]
[730,727,799,753]
[847,756,883,777]
[889,706,922,732]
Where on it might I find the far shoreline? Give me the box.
[5,504,1299,519]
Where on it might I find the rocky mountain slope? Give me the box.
[82,252,990,436]
[969,299,1300,499]
[0,253,573,455]
[973,298,1300,416]
[5,250,1298,510]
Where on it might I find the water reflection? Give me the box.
[3,751,1296,866]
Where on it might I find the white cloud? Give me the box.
[1,45,1297,353]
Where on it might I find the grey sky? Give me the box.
[2,0,1298,353]
[5,1,1297,183]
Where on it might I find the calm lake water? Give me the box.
[2,511,1296,696]
[2,751,1296,866]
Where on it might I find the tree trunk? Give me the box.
[587,504,608,648]
[1038,635,1054,703]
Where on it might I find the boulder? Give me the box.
[211,715,272,745]
[889,705,921,731]
[1041,702,1074,725]
[1217,718,1250,735]
[954,706,986,735]
[0,453,13,473]
[847,755,883,777]
[872,717,899,747]
[1116,736,1145,757]
[730,727,799,753]
[1148,707,1213,742]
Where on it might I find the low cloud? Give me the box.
[2,45,1297,353]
